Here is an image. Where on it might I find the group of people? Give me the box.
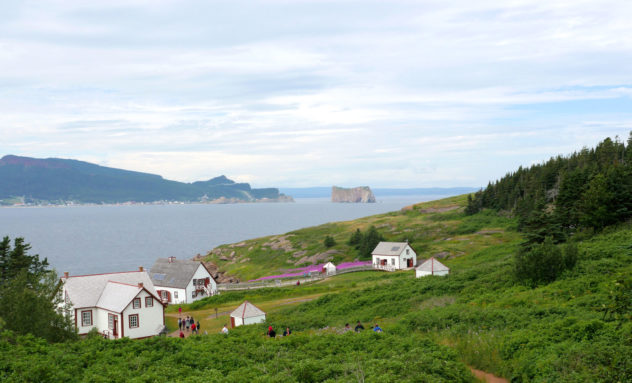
[341,321,382,333]
[178,315,201,338]
[266,326,291,338]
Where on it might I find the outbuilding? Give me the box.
[372,241,417,271]
[415,257,450,277]
[322,262,337,276]
[230,300,266,328]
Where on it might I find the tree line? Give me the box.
[466,133,632,284]
[467,133,632,241]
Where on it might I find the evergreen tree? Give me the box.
[0,236,76,342]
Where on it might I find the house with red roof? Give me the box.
[60,267,166,339]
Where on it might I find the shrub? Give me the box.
[323,235,336,248]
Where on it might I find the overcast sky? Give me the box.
[1,0,631,188]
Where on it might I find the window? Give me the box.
[192,291,196,299]
[391,258,395,265]
[108,313,115,329]
[145,296,153,307]
[133,298,141,309]
[174,291,178,299]
[81,310,93,326]
[129,314,139,328]
[406,249,410,255]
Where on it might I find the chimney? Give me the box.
[139,266,144,272]
[63,271,69,279]
[138,282,144,288]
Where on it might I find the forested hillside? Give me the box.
[466,133,632,242]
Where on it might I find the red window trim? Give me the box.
[133,297,141,309]
[129,314,139,329]
[81,310,93,326]
[145,296,153,307]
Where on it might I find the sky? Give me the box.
[1,0,631,188]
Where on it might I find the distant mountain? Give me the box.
[0,155,292,205]
[280,186,478,199]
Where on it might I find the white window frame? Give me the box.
[174,291,178,299]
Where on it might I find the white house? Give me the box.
[60,268,166,339]
[230,301,266,328]
[149,257,217,304]
[415,258,450,277]
[322,262,337,276]
[372,241,417,271]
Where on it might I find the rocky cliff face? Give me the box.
[331,186,376,203]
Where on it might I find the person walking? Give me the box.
[191,322,197,334]
[185,316,190,332]
[178,318,182,331]
[221,324,229,334]
[179,331,185,338]
[196,321,201,333]
[373,324,383,333]
[354,321,365,332]
[342,323,351,333]
[283,327,291,336]
[267,326,276,338]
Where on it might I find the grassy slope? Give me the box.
[205,195,519,281]
[191,195,631,382]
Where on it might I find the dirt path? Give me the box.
[469,367,508,383]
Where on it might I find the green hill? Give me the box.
[0,155,290,204]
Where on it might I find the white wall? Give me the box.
[232,315,244,327]
[244,314,266,325]
[122,290,164,339]
[185,265,217,303]
[156,286,187,305]
[416,269,449,278]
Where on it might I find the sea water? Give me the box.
[0,195,450,275]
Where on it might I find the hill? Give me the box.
[0,155,292,204]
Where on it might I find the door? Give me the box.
[112,317,118,338]
[407,258,413,267]
[230,316,236,328]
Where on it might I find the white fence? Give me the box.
[217,265,376,291]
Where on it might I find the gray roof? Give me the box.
[149,258,208,289]
[371,241,411,256]
[62,271,158,310]
[416,258,450,272]
[230,301,266,319]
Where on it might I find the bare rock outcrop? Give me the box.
[331,186,376,203]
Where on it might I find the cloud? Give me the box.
[1,0,631,187]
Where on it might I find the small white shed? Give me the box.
[322,262,337,276]
[230,300,266,328]
[415,258,450,277]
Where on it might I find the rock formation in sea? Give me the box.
[331,186,376,203]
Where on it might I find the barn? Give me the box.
[415,257,450,277]
[230,301,266,328]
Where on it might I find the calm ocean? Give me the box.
[0,195,449,275]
